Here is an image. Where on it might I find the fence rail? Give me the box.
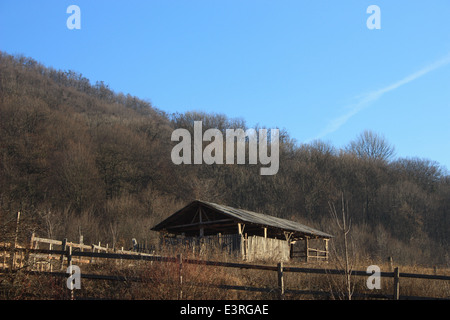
[1,245,449,300]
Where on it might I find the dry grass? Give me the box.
[1,250,449,300]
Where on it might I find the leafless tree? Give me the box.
[346,130,395,162]
[328,193,355,300]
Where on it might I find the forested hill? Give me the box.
[1,51,448,266]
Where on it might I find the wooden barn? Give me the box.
[151,200,333,262]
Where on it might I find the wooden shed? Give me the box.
[151,200,333,262]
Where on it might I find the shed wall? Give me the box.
[245,235,290,262]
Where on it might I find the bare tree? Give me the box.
[346,130,395,162]
[328,193,355,300]
[37,209,65,240]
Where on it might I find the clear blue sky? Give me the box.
[1,1,450,171]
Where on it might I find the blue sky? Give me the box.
[1,1,450,171]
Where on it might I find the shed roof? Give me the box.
[151,200,333,240]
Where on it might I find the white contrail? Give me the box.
[309,53,450,142]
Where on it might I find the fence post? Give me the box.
[304,238,309,263]
[60,238,67,270]
[393,267,400,300]
[277,262,284,300]
[48,243,53,272]
[2,246,6,270]
[67,245,74,300]
[91,244,95,264]
[29,232,35,249]
[12,211,21,270]
[67,245,72,268]
[29,232,36,270]
[13,212,20,248]
[178,254,183,300]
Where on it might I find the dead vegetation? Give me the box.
[1,244,448,300]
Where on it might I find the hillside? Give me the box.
[0,51,449,266]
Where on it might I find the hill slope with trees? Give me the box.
[1,51,448,266]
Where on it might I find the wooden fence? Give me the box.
[0,242,26,270]
[2,244,449,300]
[27,234,155,271]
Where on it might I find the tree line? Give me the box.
[0,51,448,266]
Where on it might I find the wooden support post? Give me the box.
[289,242,293,259]
[178,254,183,300]
[393,267,400,300]
[217,233,222,248]
[277,262,284,300]
[199,208,204,237]
[244,233,248,261]
[238,223,246,260]
[324,239,329,261]
[304,237,309,263]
